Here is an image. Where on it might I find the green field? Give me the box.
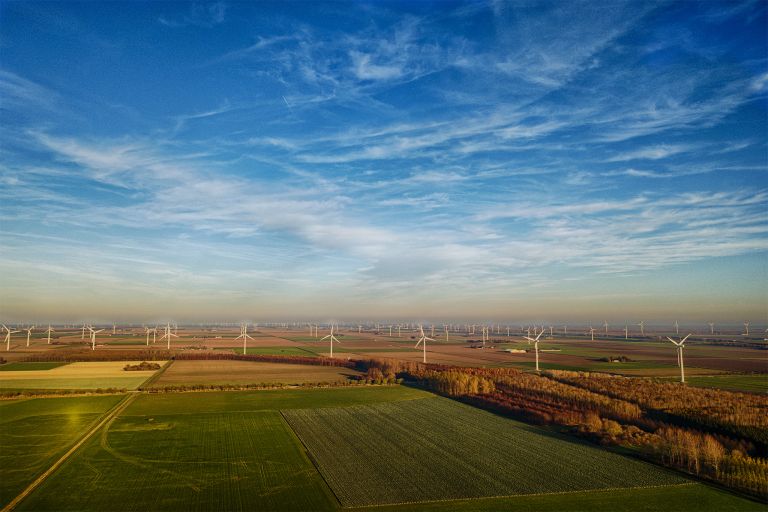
[0,362,69,371]
[347,484,765,512]
[283,397,687,507]
[5,386,763,512]
[0,394,124,506]
[673,374,768,393]
[226,346,319,356]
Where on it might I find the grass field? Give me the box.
[148,360,362,388]
[0,362,165,390]
[669,374,768,393]
[8,386,762,512]
[0,362,69,371]
[0,394,124,507]
[226,346,319,356]
[16,409,335,511]
[283,396,687,507]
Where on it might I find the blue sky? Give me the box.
[1,0,766,324]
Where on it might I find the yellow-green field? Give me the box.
[0,361,165,390]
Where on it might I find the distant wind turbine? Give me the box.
[88,326,104,351]
[320,325,340,358]
[524,330,545,372]
[667,334,691,383]
[235,323,254,355]
[708,322,715,335]
[414,325,434,363]
[744,321,750,336]
[45,325,54,344]
[674,320,679,336]
[159,323,178,349]
[637,321,645,336]
[3,325,19,351]
[603,321,609,335]
[588,326,596,341]
[25,326,35,347]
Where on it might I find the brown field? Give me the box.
[148,360,362,388]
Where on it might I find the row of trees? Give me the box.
[545,370,768,450]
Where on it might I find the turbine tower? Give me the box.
[588,326,596,341]
[3,325,19,351]
[603,321,609,335]
[666,334,691,383]
[235,323,255,355]
[523,330,545,372]
[674,320,679,335]
[159,323,178,349]
[320,325,340,358]
[637,321,645,336]
[708,322,715,335]
[88,326,104,351]
[25,326,35,347]
[414,325,434,364]
[744,321,750,336]
[45,325,54,344]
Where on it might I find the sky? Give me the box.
[0,0,766,325]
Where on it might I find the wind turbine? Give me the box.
[588,326,596,341]
[666,334,691,383]
[235,323,254,354]
[320,325,340,358]
[708,322,715,335]
[88,326,104,350]
[524,330,545,372]
[444,325,449,342]
[3,325,19,351]
[637,321,645,336]
[81,324,87,340]
[674,320,679,336]
[414,325,434,363]
[744,322,750,336]
[25,326,35,347]
[45,325,55,344]
[624,325,628,340]
[159,323,178,349]
[145,327,155,346]
[603,321,609,335]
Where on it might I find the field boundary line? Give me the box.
[279,410,344,508]
[1,393,138,512]
[138,359,174,389]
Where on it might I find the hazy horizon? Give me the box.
[1,1,766,322]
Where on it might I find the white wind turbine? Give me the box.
[145,327,155,346]
[88,326,104,350]
[743,322,750,336]
[45,325,55,344]
[588,326,596,341]
[235,323,254,355]
[637,321,645,336]
[666,334,691,383]
[159,323,178,349]
[524,330,545,372]
[320,325,340,358]
[603,321,609,335]
[3,325,19,351]
[624,325,628,340]
[674,320,679,335]
[444,325,449,342]
[414,325,434,364]
[81,323,87,340]
[25,326,35,347]
[708,322,715,335]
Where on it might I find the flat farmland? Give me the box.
[148,360,362,388]
[282,396,688,507]
[0,361,165,390]
[0,394,124,507]
[16,409,335,511]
